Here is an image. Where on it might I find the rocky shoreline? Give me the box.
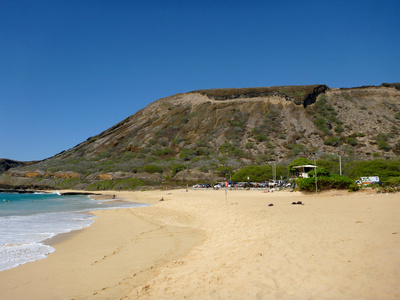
[0,189,100,196]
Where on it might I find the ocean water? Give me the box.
[0,192,149,271]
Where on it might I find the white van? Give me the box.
[355,176,380,185]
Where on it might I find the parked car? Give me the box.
[193,183,212,188]
[234,182,247,188]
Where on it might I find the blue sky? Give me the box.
[1,0,399,161]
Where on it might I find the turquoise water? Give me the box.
[0,192,149,271]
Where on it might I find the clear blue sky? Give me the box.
[1,0,399,161]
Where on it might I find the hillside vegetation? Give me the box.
[1,83,400,190]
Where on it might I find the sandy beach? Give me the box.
[0,188,399,299]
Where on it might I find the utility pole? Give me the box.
[311,153,317,194]
[273,162,276,182]
[269,160,276,181]
[331,153,342,175]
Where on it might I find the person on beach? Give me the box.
[160,197,164,201]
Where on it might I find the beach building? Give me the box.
[292,164,317,178]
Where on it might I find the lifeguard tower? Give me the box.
[292,164,317,178]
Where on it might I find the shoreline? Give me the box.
[0,189,399,299]
[42,191,150,248]
[0,189,203,299]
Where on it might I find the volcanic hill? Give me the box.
[2,83,400,190]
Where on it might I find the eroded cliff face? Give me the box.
[2,83,400,185]
[193,85,328,106]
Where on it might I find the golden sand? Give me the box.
[0,189,399,299]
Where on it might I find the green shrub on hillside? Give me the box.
[334,124,344,133]
[179,148,195,161]
[296,177,315,191]
[217,166,234,178]
[376,133,392,143]
[290,144,308,156]
[383,176,400,187]
[218,142,247,158]
[171,164,186,176]
[231,164,287,182]
[377,141,391,151]
[231,165,272,182]
[139,147,151,154]
[195,140,210,147]
[156,147,173,156]
[348,183,360,192]
[87,178,144,191]
[194,147,211,156]
[148,139,157,146]
[159,139,168,146]
[122,151,136,160]
[142,164,163,173]
[145,156,158,163]
[228,119,244,127]
[95,151,111,159]
[254,155,268,165]
[59,178,83,189]
[245,142,254,149]
[345,137,358,146]
[308,167,331,177]
[226,126,245,142]
[172,137,186,145]
[308,94,343,136]
[255,133,268,142]
[155,130,165,137]
[314,116,331,135]
[265,141,274,149]
[324,137,342,147]
[296,175,353,192]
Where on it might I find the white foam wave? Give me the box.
[0,243,55,271]
[0,193,149,272]
[0,212,95,271]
